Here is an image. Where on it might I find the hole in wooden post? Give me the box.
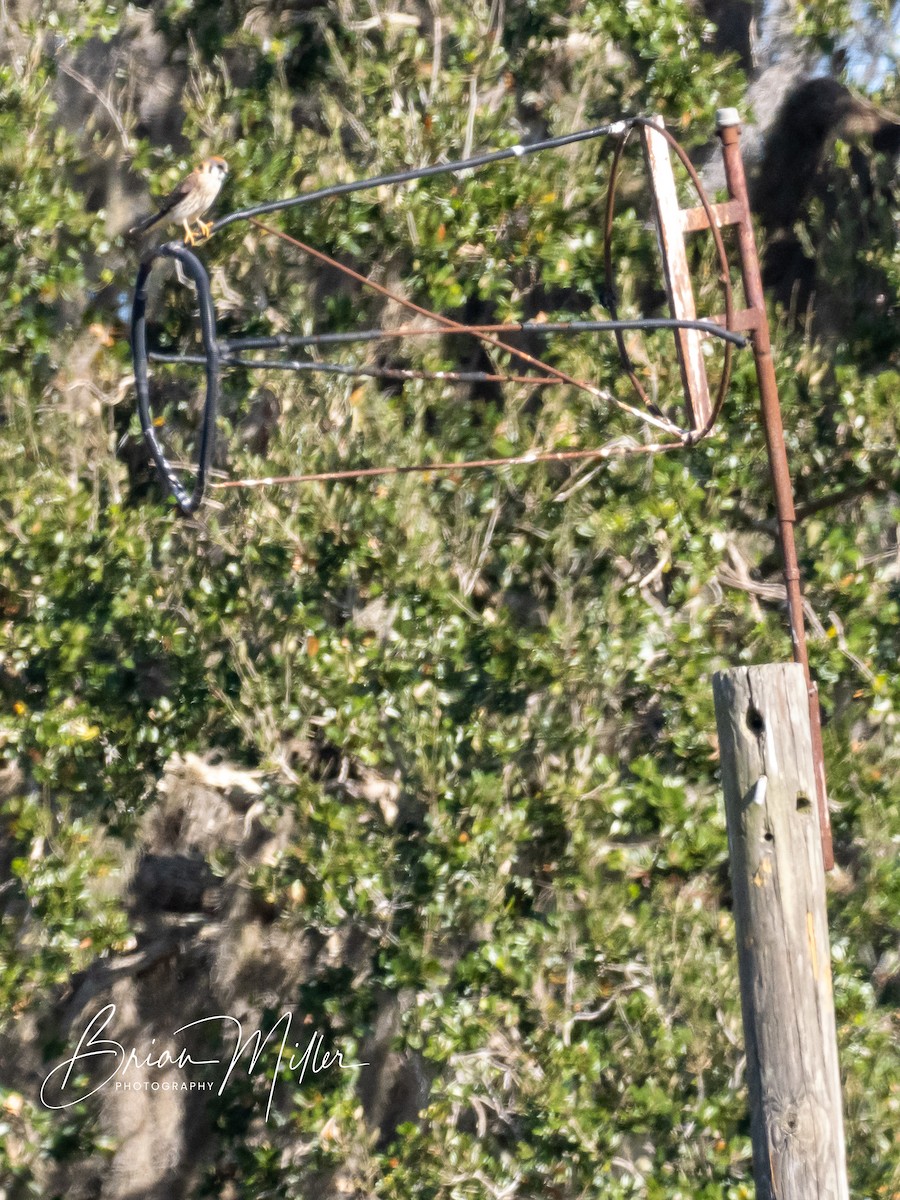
[796,793,812,813]
[746,706,765,735]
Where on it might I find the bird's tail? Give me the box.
[127,211,162,237]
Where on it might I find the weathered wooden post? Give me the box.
[713,663,848,1200]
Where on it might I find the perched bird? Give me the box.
[129,156,229,245]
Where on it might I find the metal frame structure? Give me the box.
[130,111,833,866]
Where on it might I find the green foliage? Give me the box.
[0,64,108,385]
[0,1,898,1197]
[1,793,132,1015]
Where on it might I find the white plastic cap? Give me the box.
[716,107,741,128]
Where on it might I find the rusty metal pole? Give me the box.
[716,109,833,869]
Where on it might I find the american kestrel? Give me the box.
[129,156,229,245]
